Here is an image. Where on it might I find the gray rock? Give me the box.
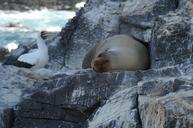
[151,11,192,68]
[139,89,193,128]
[2,44,29,66]
[87,87,140,128]
[2,0,193,128]
[0,47,8,62]
[120,0,178,42]
[60,0,179,69]
[12,70,140,128]
[13,119,81,128]
[0,108,14,128]
[137,65,193,128]
[0,65,38,108]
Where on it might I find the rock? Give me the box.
[2,0,193,128]
[6,23,23,28]
[151,11,192,68]
[2,44,29,66]
[46,34,66,71]
[87,87,140,128]
[7,64,192,128]
[139,83,193,128]
[0,0,86,11]
[12,70,139,128]
[0,108,14,128]
[120,0,178,42]
[0,65,38,108]
[0,47,8,62]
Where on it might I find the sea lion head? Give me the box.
[91,52,112,72]
[40,31,48,40]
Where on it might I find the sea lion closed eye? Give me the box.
[82,35,149,72]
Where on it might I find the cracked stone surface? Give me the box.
[87,87,140,128]
[2,0,193,128]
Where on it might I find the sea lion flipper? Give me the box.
[82,43,100,69]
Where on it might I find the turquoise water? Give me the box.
[0,9,75,49]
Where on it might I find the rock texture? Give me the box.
[2,0,193,128]
[0,48,8,62]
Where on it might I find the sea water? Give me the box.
[0,9,75,51]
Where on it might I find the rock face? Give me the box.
[2,0,193,128]
[0,0,85,10]
[0,48,8,62]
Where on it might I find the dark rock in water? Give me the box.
[0,0,85,11]
[2,44,30,66]
[2,0,193,128]
[0,47,9,62]
[6,23,22,28]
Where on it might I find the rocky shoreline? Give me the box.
[1,0,193,128]
[0,0,85,11]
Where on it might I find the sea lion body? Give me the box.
[82,35,149,72]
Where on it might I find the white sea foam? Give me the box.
[75,2,86,9]
[5,42,18,52]
[0,9,75,47]
[0,9,75,31]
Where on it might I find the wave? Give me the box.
[0,9,75,32]
[0,9,75,48]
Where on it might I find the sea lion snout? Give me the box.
[40,31,48,40]
[92,56,110,72]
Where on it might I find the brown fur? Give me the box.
[82,35,149,72]
[92,52,111,72]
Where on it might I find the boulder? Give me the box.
[0,47,8,62]
[2,0,193,128]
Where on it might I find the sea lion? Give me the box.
[82,35,149,72]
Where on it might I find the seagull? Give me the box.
[15,31,49,69]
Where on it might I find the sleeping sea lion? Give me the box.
[82,34,149,72]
